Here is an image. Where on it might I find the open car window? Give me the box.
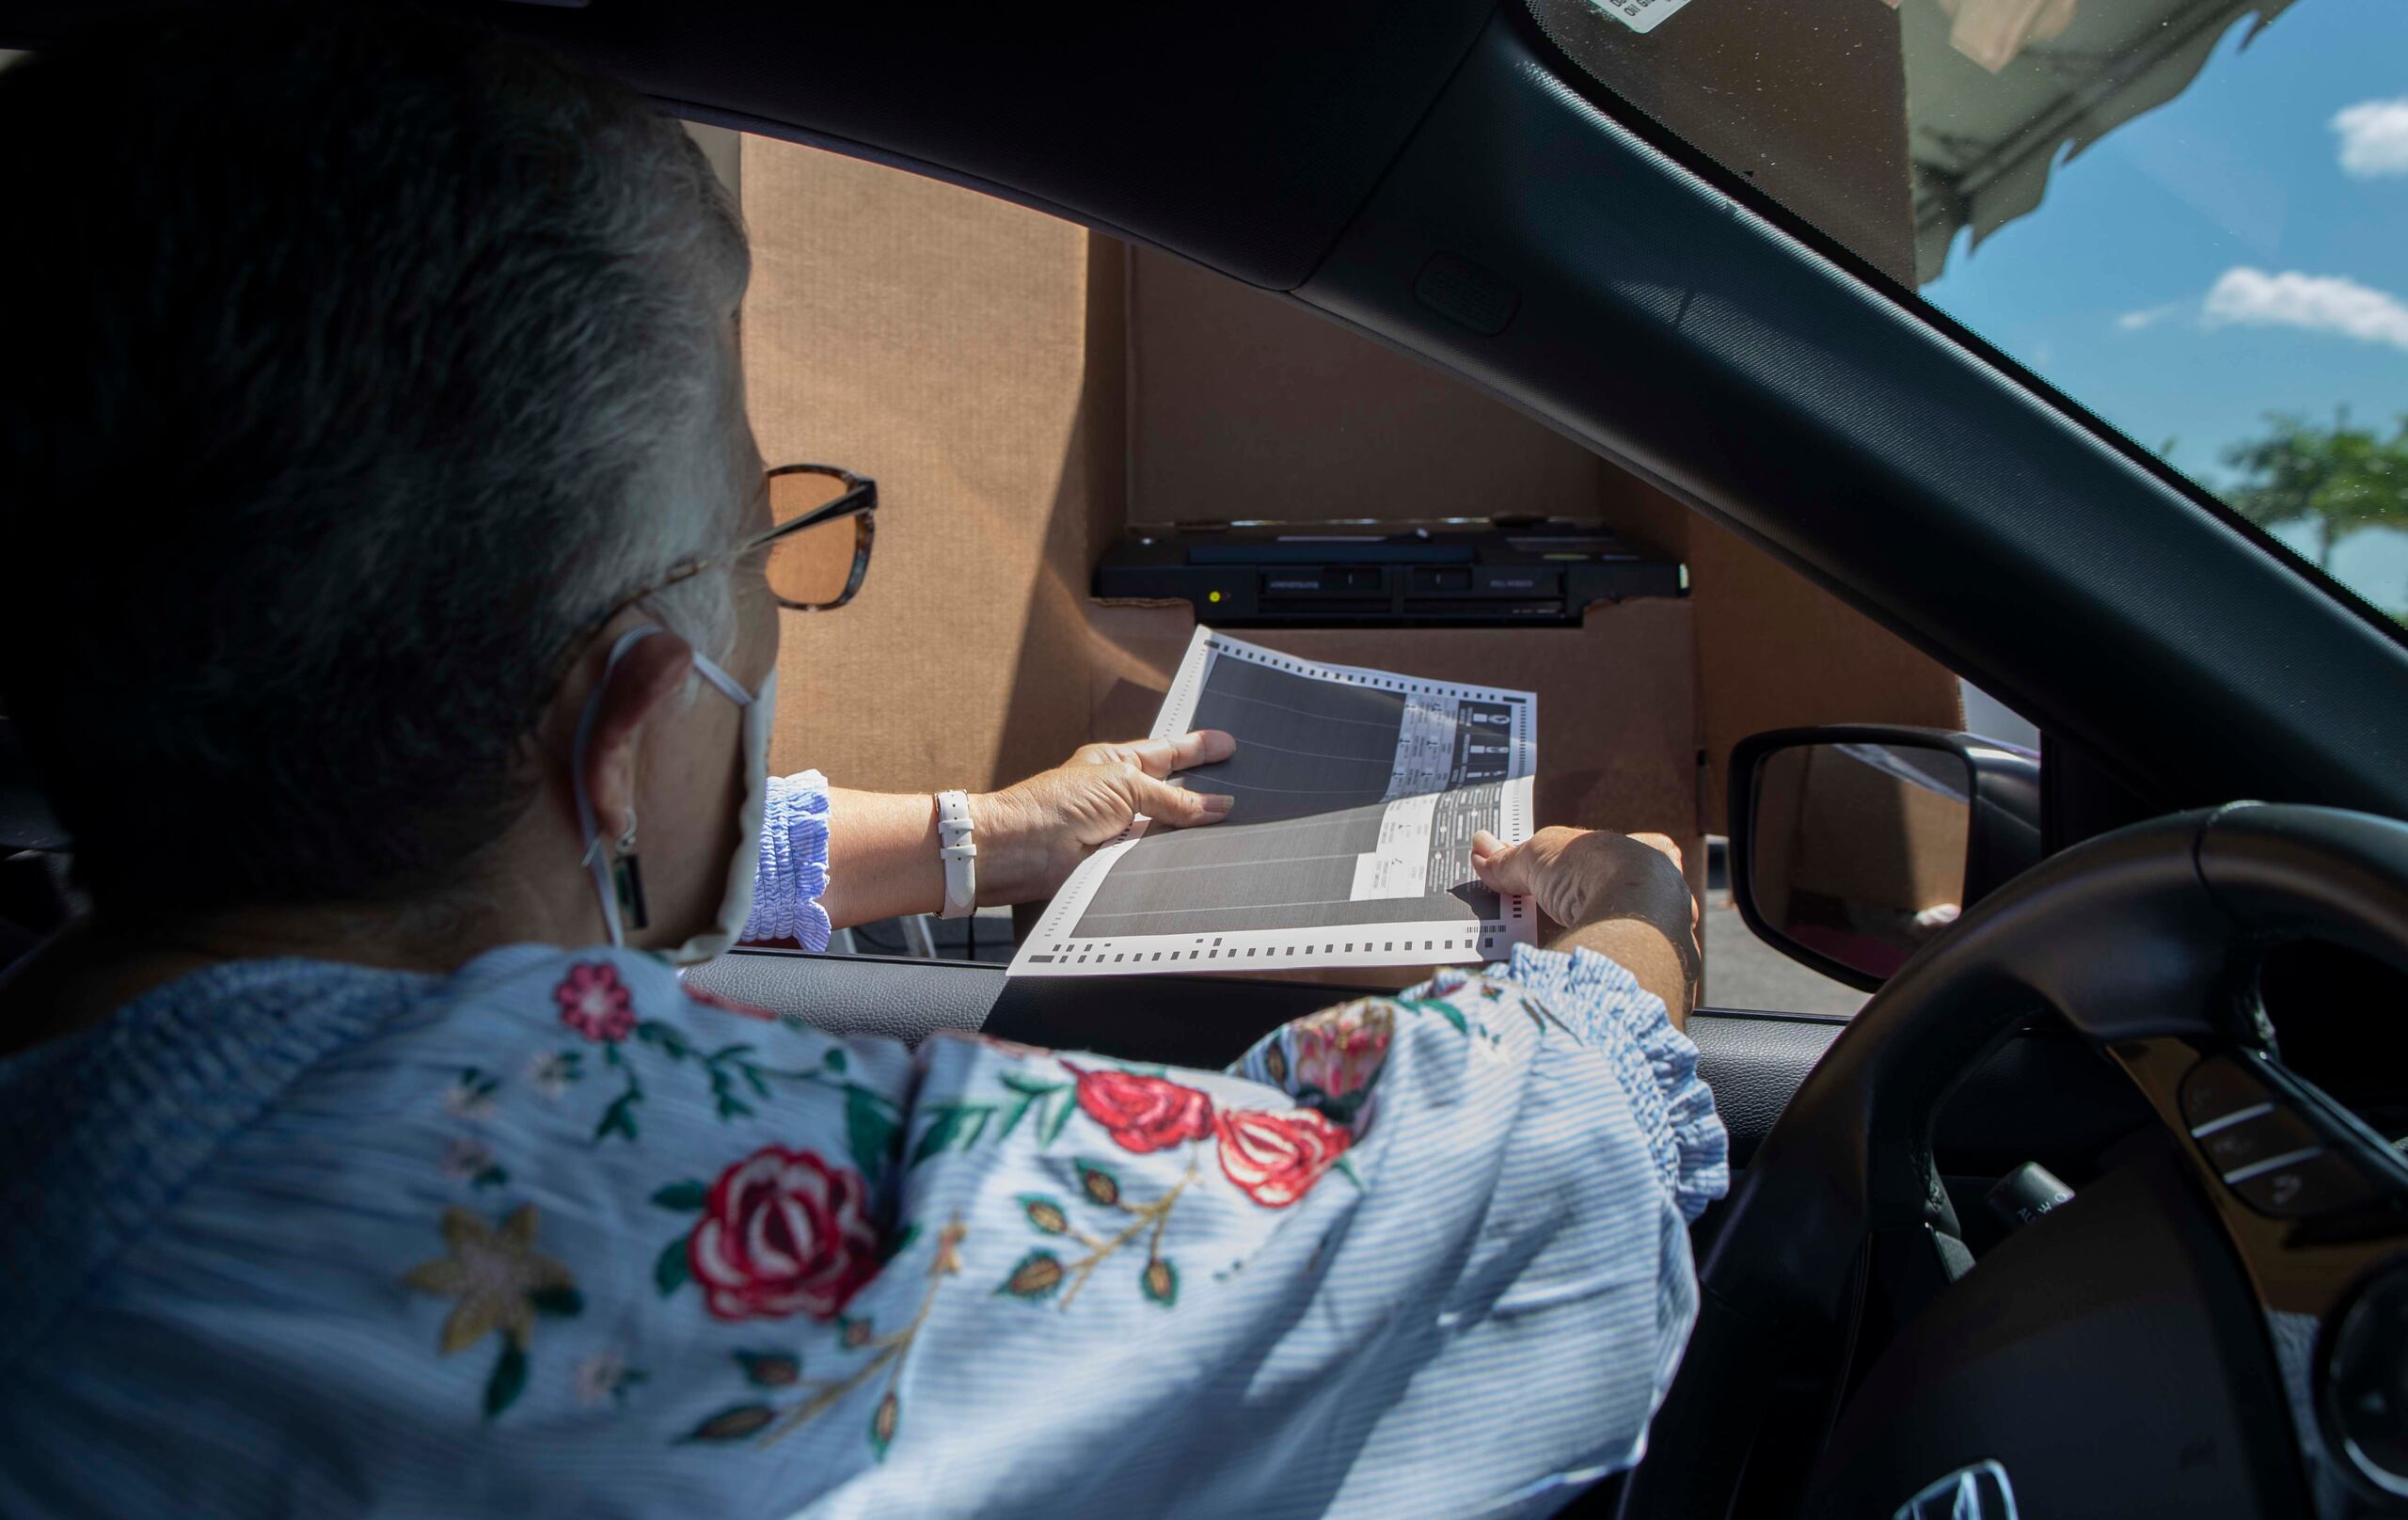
[1530,0,2408,635]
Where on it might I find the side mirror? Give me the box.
[1729,726,2041,990]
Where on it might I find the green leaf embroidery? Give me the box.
[997,1071,1064,1098]
[1000,1250,1066,1301]
[1299,1084,1367,1128]
[529,1284,584,1317]
[847,1085,901,1181]
[1141,1258,1180,1306]
[470,1163,510,1191]
[910,1105,972,1167]
[878,1223,920,1266]
[734,1350,801,1387]
[654,1234,691,1297]
[1075,1161,1121,1207]
[681,1402,778,1444]
[870,1390,899,1459]
[1040,1092,1076,1147]
[635,1020,692,1059]
[594,1089,642,1144]
[483,1340,529,1419]
[1397,993,1468,1036]
[996,1092,1038,1142]
[1020,1195,1069,1235]
[824,1048,848,1074]
[651,1180,709,1211]
[1334,1157,1366,1193]
[707,1042,756,1062]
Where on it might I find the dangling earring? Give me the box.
[612,807,650,930]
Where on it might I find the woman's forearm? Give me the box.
[817,787,945,928]
[1549,917,1697,1029]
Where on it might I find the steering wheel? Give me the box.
[1615,802,2408,1519]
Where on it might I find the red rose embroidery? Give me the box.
[1290,1002,1394,1101]
[1215,1108,1350,1208]
[1064,1062,1215,1154]
[555,961,635,1043]
[688,1146,879,1322]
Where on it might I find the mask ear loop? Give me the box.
[686,648,754,708]
[572,626,668,949]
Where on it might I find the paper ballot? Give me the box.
[1009,628,1537,977]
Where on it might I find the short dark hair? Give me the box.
[0,8,748,920]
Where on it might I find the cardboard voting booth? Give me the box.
[732,135,1963,960]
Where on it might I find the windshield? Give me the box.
[1532,0,2408,631]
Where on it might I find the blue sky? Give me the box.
[1922,0,2408,617]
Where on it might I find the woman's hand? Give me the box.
[1470,827,1701,1023]
[971,732,1238,906]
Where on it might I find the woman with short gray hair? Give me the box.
[0,11,1722,1518]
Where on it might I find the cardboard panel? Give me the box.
[1127,248,1624,534]
[740,131,1958,885]
[741,138,1120,795]
[1754,744,1967,914]
[1122,240,1958,835]
[1687,515,1964,832]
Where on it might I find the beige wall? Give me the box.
[740,140,1123,799]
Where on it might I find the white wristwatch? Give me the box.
[935,789,977,920]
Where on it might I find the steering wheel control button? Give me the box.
[2181,1054,2274,1128]
[2322,1266,2408,1498]
[2188,1099,2274,1136]
[2194,1103,2323,1174]
[2228,1149,2375,1219]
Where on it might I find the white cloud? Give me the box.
[2201,267,2408,354]
[2115,302,2183,331]
[2333,97,2408,178]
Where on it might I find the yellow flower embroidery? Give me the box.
[404,1203,578,1355]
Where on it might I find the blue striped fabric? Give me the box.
[0,932,1724,1518]
[739,770,834,951]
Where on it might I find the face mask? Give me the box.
[572,625,776,965]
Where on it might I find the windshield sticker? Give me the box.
[1591,0,1699,34]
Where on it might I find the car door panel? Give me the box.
[685,949,2147,1169]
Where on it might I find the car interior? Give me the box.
[3,2,2406,1515]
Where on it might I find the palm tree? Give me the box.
[2222,408,2408,573]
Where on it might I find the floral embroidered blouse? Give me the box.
[0,771,1728,1519]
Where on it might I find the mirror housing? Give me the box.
[1729,726,2041,990]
